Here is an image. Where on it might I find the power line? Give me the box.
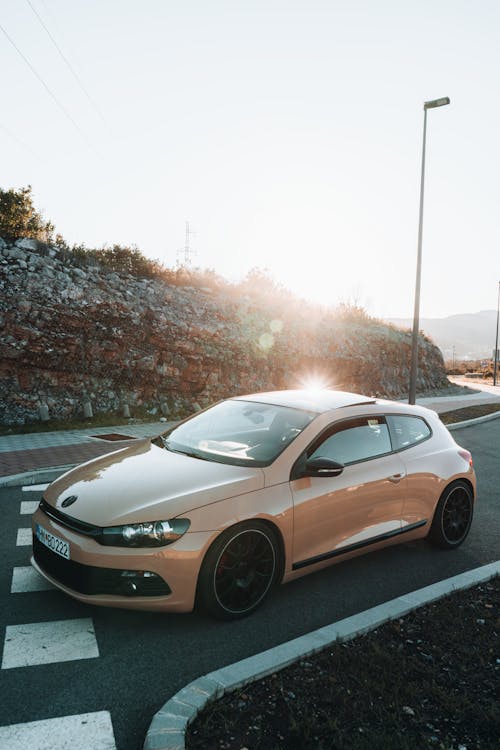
[0,21,101,158]
[0,122,43,161]
[25,0,107,127]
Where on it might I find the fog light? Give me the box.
[118,569,170,597]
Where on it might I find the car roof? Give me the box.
[233,389,376,413]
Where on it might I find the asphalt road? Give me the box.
[1,420,498,750]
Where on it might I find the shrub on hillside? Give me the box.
[93,244,162,277]
[0,186,55,244]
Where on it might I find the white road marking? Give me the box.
[11,566,54,593]
[20,501,39,515]
[0,711,116,750]
[21,484,50,492]
[16,528,32,546]
[1,618,99,669]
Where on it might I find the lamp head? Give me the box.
[424,97,450,109]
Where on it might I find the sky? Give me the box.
[1,0,499,319]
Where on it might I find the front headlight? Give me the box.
[99,518,190,547]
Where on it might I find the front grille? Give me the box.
[39,498,101,538]
[33,536,171,597]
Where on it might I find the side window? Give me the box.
[387,415,431,451]
[309,417,392,465]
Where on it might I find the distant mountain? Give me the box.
[386,310,498,360]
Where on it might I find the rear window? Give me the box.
[387,415,431,451]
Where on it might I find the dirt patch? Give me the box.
[440,403,500,424]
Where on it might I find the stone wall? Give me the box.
[0,237,449,426]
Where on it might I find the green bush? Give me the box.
[91,244,161,276]
[0,185,55,244]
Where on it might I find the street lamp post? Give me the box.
[494,280,500,387]
[409,97,450,405]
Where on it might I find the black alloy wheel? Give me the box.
[429,480,474,549]
[198,522,279,619]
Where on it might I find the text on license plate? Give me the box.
[36,524,70,560]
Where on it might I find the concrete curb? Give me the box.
[143,561,500,750]
[447,409,500,431]
[0,465,75,488]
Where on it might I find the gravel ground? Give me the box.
[187,578,499,750]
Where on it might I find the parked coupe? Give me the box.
[32,390,476,618]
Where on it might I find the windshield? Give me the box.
[159,399,318,467]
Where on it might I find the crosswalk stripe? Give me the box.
[0,711,116,750]
[2,618,99,669]
[16,528,32,546]
[20,501,39,515]
[11,566,54,593]
[21,484,50,492]
[4,492,115,745]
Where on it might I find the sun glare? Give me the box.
[299,375,335,392]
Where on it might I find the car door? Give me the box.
[290,415,407,570]
[386,413,436,528]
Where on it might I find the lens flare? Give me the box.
[258,332,274,350]
[270,319,283,334]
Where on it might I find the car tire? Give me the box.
[197,521,280,620]
[429,480,474,549]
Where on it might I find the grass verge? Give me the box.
[187,578,499,750]
[440,403,500,424]
[0,412,166,436]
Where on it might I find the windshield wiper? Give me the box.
[164,443,209,461]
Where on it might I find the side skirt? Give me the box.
[292,519,428,571]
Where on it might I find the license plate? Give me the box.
[36,524,70,560]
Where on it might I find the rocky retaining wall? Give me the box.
[0,237,449,426]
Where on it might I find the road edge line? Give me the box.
[143,561,500,750]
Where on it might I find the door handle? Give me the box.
[388,473,405,483]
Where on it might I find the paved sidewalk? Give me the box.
[0,421,172,481]
[448,376,500,396]
[416,392,500,413]
[0,421,170,452]
[0,441,137,479]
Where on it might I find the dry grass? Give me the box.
[440,403,500,424]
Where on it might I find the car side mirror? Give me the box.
[304,457,344,477]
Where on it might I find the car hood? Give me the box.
[43,438,265,526]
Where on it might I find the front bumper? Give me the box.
[31,507,214,613]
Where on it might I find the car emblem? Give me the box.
[61,495,78,508]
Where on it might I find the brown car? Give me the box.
[32,390,476,619]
